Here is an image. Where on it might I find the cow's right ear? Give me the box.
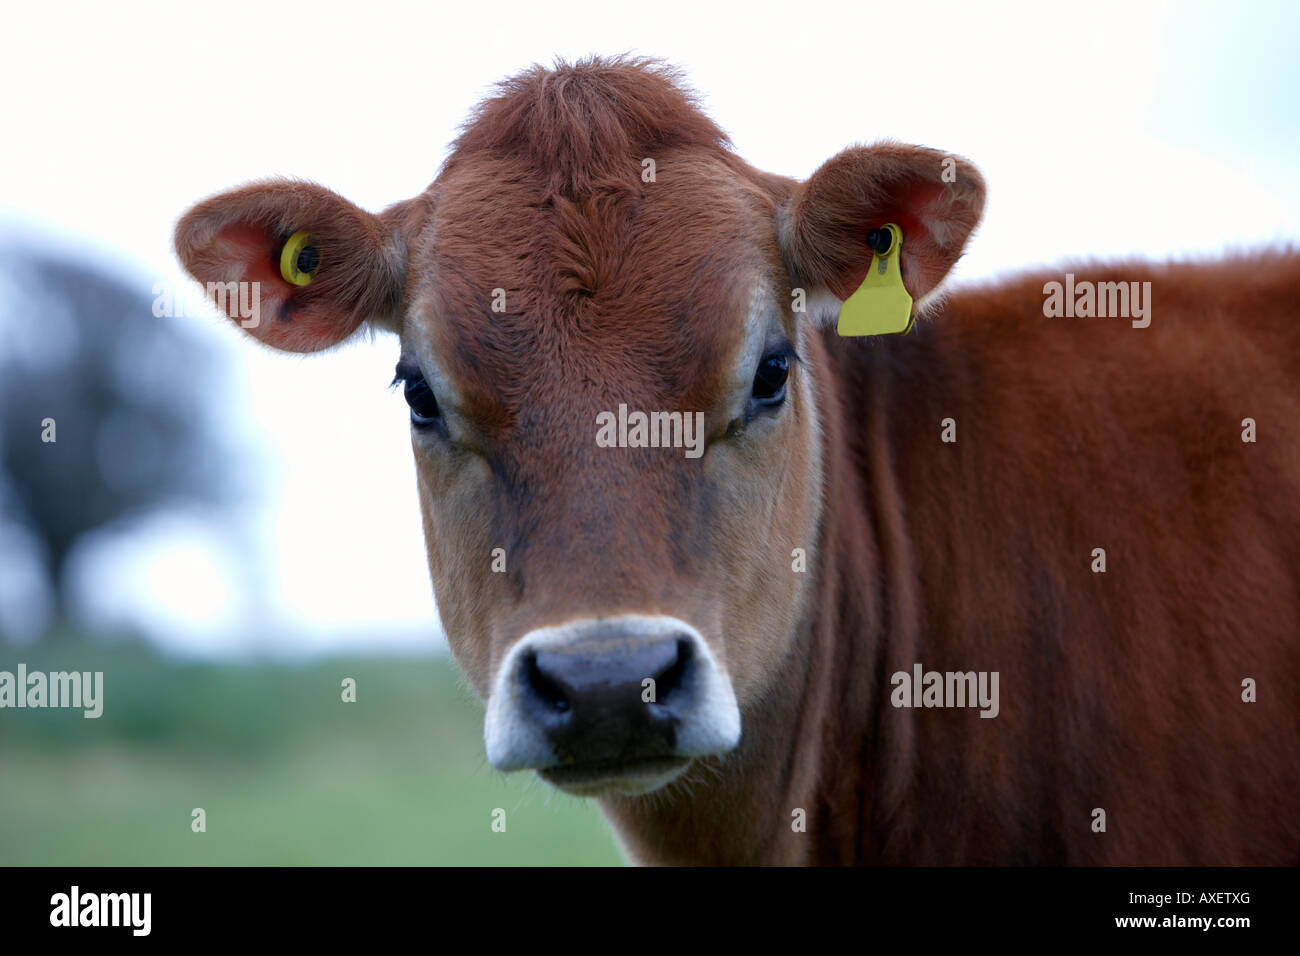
[174,180,413,353]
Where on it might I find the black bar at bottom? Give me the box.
[1,866,1292,942]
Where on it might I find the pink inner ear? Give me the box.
[209,225,289,295]
[204,225,360,353]
[832,183,951,301]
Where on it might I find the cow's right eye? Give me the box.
[402,374,442,428]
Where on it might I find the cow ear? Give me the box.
[174,180,410,353]
[779,142,986,316]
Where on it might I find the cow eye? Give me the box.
[402,372,441,428]
[751,350,792,405]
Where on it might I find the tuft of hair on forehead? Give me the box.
[446,54,732,200]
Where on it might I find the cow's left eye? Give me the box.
[404,374,442,427]
[394,360,443,431]
[752,351,791,405]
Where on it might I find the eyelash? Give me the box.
[392,363,443,432]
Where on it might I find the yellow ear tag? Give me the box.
[279,231,320,287]
[836,222,914,336]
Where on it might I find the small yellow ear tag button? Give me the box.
[279,231,320,287]
[836,223,914,336]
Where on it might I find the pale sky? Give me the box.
[1,0,1297,657]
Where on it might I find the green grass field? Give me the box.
[0,637,624,865]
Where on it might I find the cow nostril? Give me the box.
[653,637,693,704]
[523,651,570,712]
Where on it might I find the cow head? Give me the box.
[175,57,984,798]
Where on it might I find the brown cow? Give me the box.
[174,56,1300,865]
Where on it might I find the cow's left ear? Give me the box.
[174,180,413,353]
[778,142,986,312]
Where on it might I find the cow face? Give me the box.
[175,61,984,798]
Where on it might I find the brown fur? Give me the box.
[175,56,1300,865]
[608,251,1300,864]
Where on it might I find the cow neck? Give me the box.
[783,332,925,864]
